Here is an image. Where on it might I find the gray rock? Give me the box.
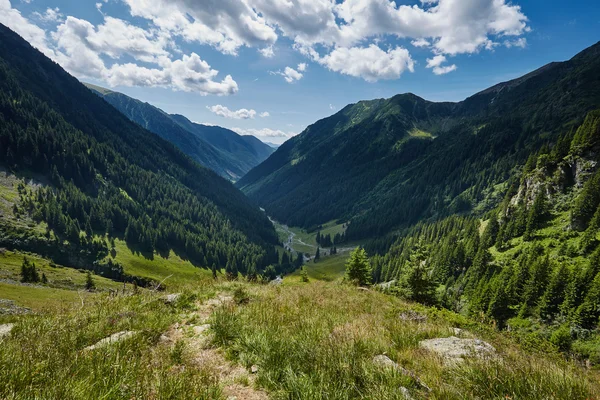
[250,364,259,374]
[373,355,431,392]
[399,311,427,323]
[0,299,32,315]
[84,330,137,351]
[419,336,496,363]
[192,324,211,336]
[0,323,14,338]
[400,386,414,400]
[163,293,182,304]
[269,276,283,285]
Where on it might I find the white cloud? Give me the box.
[207,105,257,119]
[259,111,270,118]
[425,54,457,75]
[0,0,55,58]
[122,0,277,56]
[32,7,64,23]
[259,45,274,58]
[411,38,430,48]
[320,44,414,82]
[329,104,336,110]
[232,127,298,139]
[271,63,306,83]
[47,14,238,95]
[504,37,527,48]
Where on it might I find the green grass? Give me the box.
[289,253,349,283]
[109,238,213,288]
[0,289,222,399]
[0,250,121,292]
[2,279,599,399]
[212,282,600,399]
[0,282,90,311]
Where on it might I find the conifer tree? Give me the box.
[85,271,95,291]
[539,263,570,320]
[345,247,371,286]
[314,247,320,263]
[301,267,309,283]
[398,242,437,305]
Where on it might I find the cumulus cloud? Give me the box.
[320,44,414,82]
[259,45,275,58]
[0,0,54,57]
[426,54,457,75]
[122,0,277,55]
[207,105,257,119]
[116,0,529,79]
[32,7,64,23]
[232,127,298,139]
[411,38,430,48]
[2,0,531,89]
[271,63,306,83]
[504,37,527,48]
[259,111,270,118]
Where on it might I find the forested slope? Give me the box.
[0,24,279,282]
[86,85,274,181]
[238,41,600,242]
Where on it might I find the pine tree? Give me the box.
[524,189,547,241]
[314,247,320,263]
[575,272,600,329]
[301,266,309,283]
[41,273,48,284]
[538,263,570,320]
[345,247,371,286]
[398,242,437,305]
[85,271,95,291]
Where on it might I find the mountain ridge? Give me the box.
[238,40,600,242]
[85,84,274,181]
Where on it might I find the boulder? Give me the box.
[0,323,14,339]
[419,336,496,364]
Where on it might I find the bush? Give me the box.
[550,324,573,351]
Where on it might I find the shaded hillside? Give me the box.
[238,41,600,241]
[86,86,274,181]
[0,23,279,279]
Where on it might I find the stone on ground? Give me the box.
[162,293,182,304]
[373,355,431,392]
[84,330,137,351]
[419,336,496,363]
[0,323,14,338]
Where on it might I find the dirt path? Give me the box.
[162,294,268,400]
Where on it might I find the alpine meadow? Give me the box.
[1,0,600,399]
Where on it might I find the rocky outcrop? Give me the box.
[419,336,496,364]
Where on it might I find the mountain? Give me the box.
[238,41,600,242]
[0,23,280,282]
[85,84,274,181]
[264,142,280,149]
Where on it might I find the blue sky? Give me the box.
[1,0,599,144]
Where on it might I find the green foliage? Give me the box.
[300,266,309,282]
[550,325,573,351]
[85,271,95,291]
[19,257,39,283]
[239,42,600,245]
[0,25,279,279]
[344,247,371,286]
[397,242,437,306]
[89,85,274,181]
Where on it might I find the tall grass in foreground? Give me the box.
[0,290,222,400]
[211,282,600,400]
